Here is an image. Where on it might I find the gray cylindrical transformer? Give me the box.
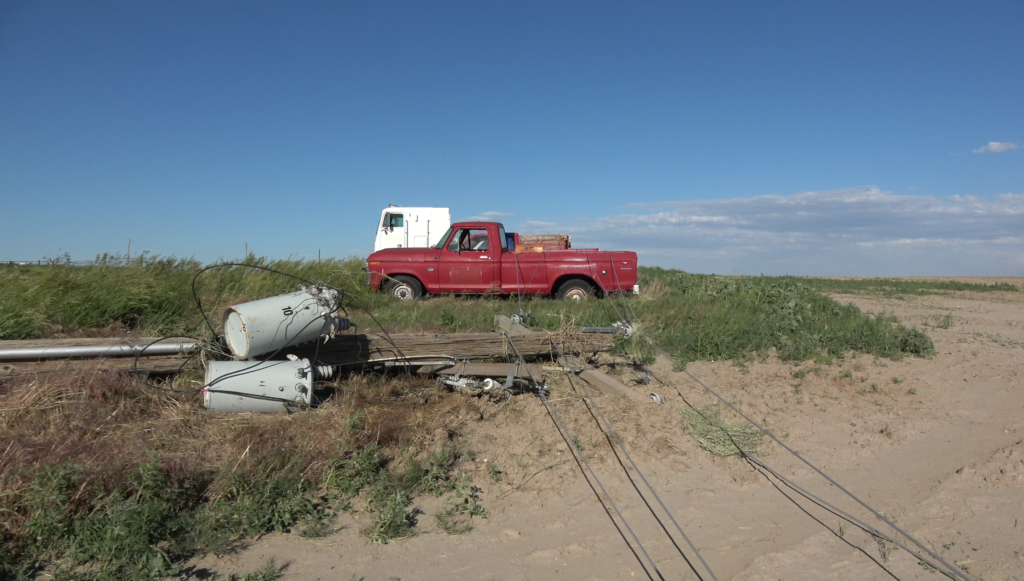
[222,288,350,359]
[204,359,314,413]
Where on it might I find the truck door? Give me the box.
[378,212,407,249]
[439,228,499,293]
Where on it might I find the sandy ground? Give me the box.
[188,281,1024,580]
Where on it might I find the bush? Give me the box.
[637,269,935,364]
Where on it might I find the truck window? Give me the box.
[448,229,489,252]
[469,232,488,251]
[447,230,464,252]
[433,226,454,249]
[497,226,508,252]
[383,213,403,229]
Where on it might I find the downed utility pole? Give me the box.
[284,330,614,367]
[0,331,616,376]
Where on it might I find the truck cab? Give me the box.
[374,206,451,251]
[435,223,508,294]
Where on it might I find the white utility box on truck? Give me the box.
[374,206,451,251]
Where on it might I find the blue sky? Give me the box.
[1,1,1021,275]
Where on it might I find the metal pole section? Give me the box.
[580,326,620,334]
[0,341,198,361]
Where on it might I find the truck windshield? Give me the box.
[432,226,454,250]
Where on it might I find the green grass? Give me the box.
[2,440,462,578]
[435,480,486,535]
[3,450,387,579]
[1,260,940,365]
[488,463,503,483]
[364,485,417,544]
[234,557,286,581]
[637,268,935,363]
[0,256,374,340]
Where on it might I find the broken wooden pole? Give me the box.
[494,315,533,335]
[416,361,545,379]
[577,368,653,404]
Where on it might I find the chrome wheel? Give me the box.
[387,275,422,300]
[557,278,594,301]
[392,283,414,300]
[565,287,589,301]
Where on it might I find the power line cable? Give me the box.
[582,267,960,581]
[582,252,629,325]
[648,360,961,579]
[190,262,326,341]
[639,335,971,581]
[501,331,665,581]
[744,454,952,577]
[131,335,205,392]
[540,330,718,581]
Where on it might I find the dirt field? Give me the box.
[189,280,1024,580]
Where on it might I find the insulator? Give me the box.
[313,365,336,380]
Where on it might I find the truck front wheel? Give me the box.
[387,275,423,300]
[556,278,594,301]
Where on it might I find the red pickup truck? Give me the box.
[366,222,639,300]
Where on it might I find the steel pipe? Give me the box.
[580,326,620,334]
[0,341,198,361]
[581,322,633,338]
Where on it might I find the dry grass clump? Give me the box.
[0,368,191,491]
[638,275,670,299]
[680,405,764,458]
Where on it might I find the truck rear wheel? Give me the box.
[387,275,423,301]
[556,278,594,301]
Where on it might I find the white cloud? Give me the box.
[973,141,1019,154]
[514,187,1024,276]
